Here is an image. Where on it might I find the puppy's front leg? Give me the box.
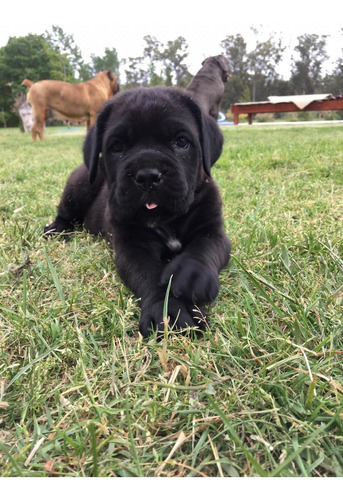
[113,227,204,337]
[160,231,231,305]
[44,163,105,235]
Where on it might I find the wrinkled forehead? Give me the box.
[105,88,200,137]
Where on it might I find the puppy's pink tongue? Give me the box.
[146,203,158,210]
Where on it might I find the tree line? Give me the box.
[1,25,342,126]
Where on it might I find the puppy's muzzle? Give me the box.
[135,168,162,191]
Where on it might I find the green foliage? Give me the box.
[91,48,120,76]
[77,48,121,82]
[123,35,191,88]
[0,34,66,91]
[0,123,343,476]
[44,25,82,81]
[291,34,329,94]
[0,34,74,126]
[221,29,286,107]
[248,29,285,101]
[223,75,251,106]
[321,30,343,96]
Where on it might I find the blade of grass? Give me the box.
[43,246,66,306]
[125,394,142,476]
[89,423,99,477]
[234,255,297,306]
[270,423,329,476]
[7,343,60,389]
[0,442,23,476]
[206,395,268,477]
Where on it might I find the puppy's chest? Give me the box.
[152,226,182,255]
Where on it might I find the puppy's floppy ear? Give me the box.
[211,55,231,82]
[216,55,231,74]
[83,126,99,184]
[185,96,223,176]
[83,101,113,184]
[200,113,224,176]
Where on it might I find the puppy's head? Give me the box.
[202,55,231,82]
[83,86,223,225]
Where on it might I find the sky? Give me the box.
[1,0,342,80]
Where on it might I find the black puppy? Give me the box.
[45,86,231,337]
[186,55,231,119]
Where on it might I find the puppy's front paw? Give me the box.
[44,216,75,236]
[160,256,219,304]
[139,297,206,338]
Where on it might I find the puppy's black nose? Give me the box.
[135,168,162,190]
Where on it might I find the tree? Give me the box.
[78,62,94,82]
[221,30,285,108]
[45,27,121,82]
[0,34,68,126]
[332,59,343,95]
[91,47,120,76]
[44,25,83,81]
[221,34,250,109]
[78,47,121,83]
[159,36,191,86]
[323,29,343,95]
[123,56,151,88]
[335,29,343,94]
[142,35,168,86]
[247,28,285,102]
[291,34,329,94]
[221,34,248,79]
[122,36,191,88]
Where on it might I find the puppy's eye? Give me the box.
[109,139,124,153]
[175,136,190,149]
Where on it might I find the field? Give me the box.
[0,123,342,477]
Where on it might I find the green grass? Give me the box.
[0,123,342,477]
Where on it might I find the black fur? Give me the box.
[186,55,231,119]
[45,86,231,337]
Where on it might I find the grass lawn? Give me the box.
[0,123,342,477]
